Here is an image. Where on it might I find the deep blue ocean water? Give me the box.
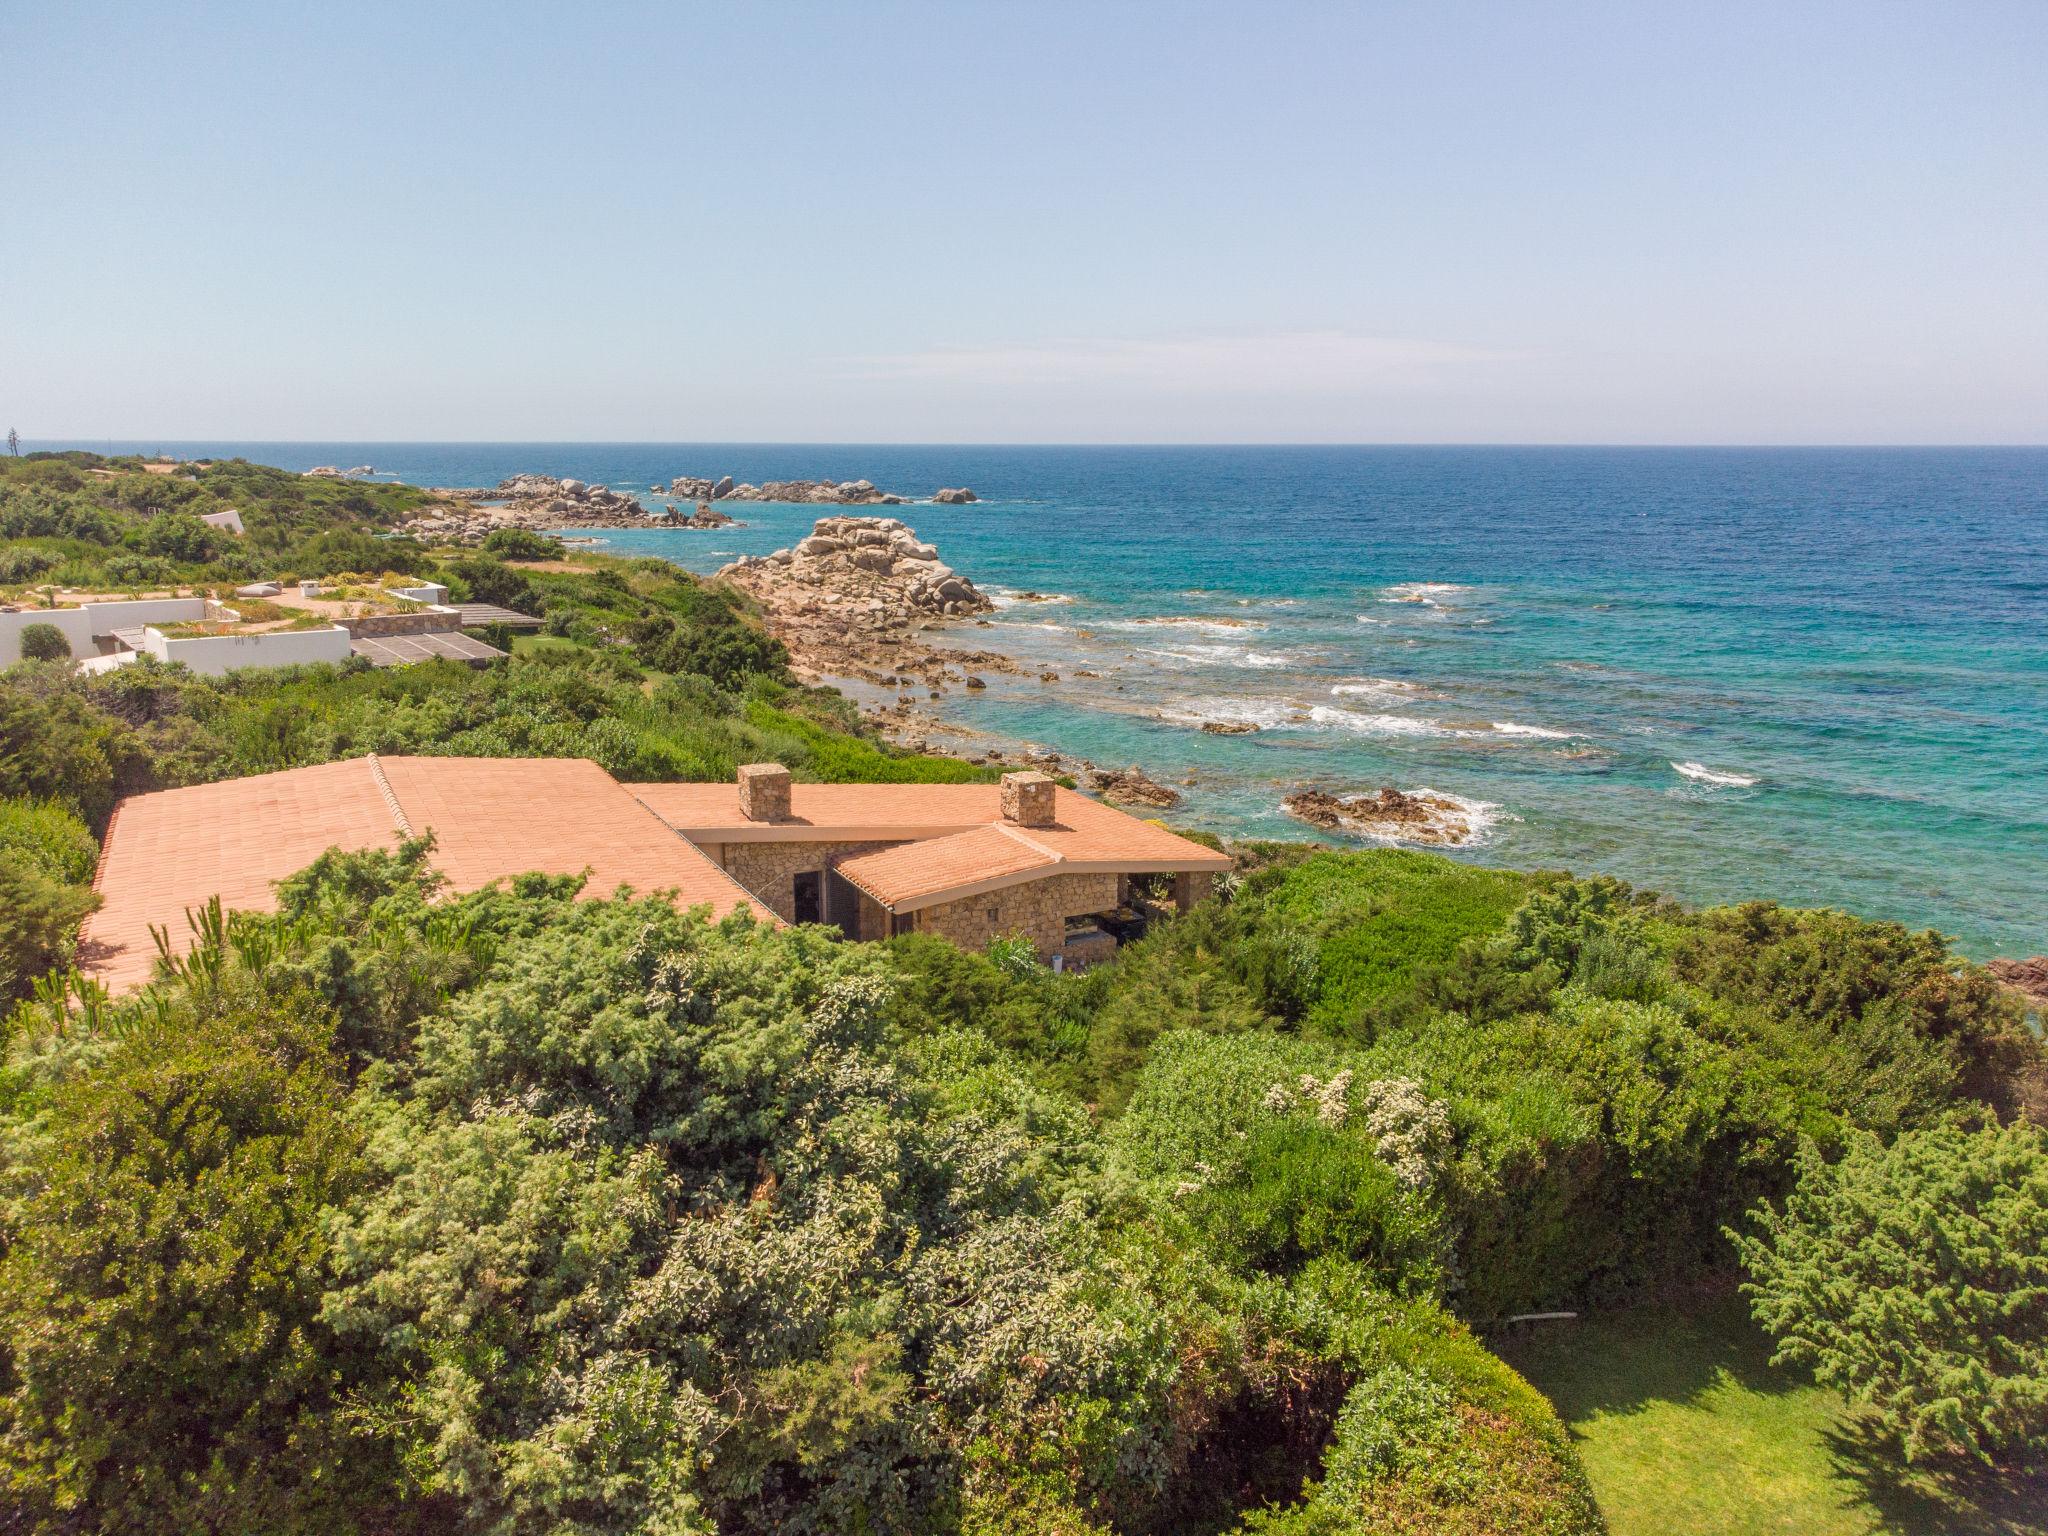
[69,442,2047,957]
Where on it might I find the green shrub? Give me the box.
[0,997,380,1532]
[1733,1121,2048,1467]
[1670,901,2043,1129]
[0,795,99,883]
[480,525,563,561]
[0,546,58,582]
[16,621,70,662]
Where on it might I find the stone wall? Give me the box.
[719,839,902,922]
[339,608,461,638]
[913,872,1120,960]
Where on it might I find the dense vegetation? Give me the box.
[2,454,2044,1532]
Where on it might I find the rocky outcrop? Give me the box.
[933,487,978,504]
[669,474,906,505]
[717,516,1018,689]
[1089,766,1180,810]
[669,502,736,529]
[1989,957,2048,1010]
[402,474,676,544]
[1283,787,1483,847]
[304,465,375,479]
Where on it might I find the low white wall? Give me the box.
[142,625,353,677]
[391,582,449,605]
[0,598,204,665]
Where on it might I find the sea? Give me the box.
[58,442,2048,959]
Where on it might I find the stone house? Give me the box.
[630,765,1229,969]
[81,759,1228,993]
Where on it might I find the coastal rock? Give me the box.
[716,515,1014,689]
[933,487,978,504]
[1089,766,1181,809]
[672,502,735,529]
[400,472,666,544]
[1283,786,1483,847]
[668,472,912,506]
[1989,957,2048,1010]
[1201,721,1259,735]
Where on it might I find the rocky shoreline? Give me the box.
[401,483,1494,844]
[401,472,979,545]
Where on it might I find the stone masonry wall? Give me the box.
[914,872,1120,961]
[720,840,901,922]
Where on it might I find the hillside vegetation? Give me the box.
[2,454,2044,1534]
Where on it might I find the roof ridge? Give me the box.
[992,821,1063,863]
[365,753,414,838]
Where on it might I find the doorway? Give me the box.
[792,870,822,925]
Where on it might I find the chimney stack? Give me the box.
[1000,771,1056,828]
[737,762,792,822]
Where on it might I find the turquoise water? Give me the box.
[80,443,2047,956]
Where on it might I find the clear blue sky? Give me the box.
[7,1,2044,443]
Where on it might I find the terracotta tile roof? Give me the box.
[83,756,770,994]
[629,781,1233,876]
[79,759,399,993]
[833,824,1059,908]
[375,757,768,917]
[628,781,1001,836]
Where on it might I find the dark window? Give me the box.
[792,871,822,925]
[891,912,915,937]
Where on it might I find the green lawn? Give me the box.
[1495,1297,2045,1536]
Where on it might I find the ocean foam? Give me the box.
[1489,721,1577,740]
[1331,678,1434,703]
[1380,581,1473,607]
[1105,615,1268,635]
[1145,642,1298,670]
[1304,704,1452,737]
[1159,699,1312,731]
[1671,760,1759,787]
[987,587,1074,608]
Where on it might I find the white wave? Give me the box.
[1145,642,1298,670]
[1305,705,1452,737]
[1489,721,1577,740]
[1355,614,1390,626]
[1331,677,1434,703]
[1158,699,1311,731]
[1103,615,1268,635]
[987,587,1073,607]
[1162,697,1466,738]
[1380,581,1473,607]
[1671,760,1759,787]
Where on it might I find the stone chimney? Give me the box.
[1000,771,1057,828]
[737,762,792,822]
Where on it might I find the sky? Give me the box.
[5,1,2046,444]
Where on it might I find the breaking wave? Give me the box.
[1104,615,1268,635]
[1672,760,1759,787]
[1145,643,1298,670]
[1380,581,1473,607]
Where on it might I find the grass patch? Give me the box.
[1496,1296,2046,1536]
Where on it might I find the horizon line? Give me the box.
[20,437,2048,452]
